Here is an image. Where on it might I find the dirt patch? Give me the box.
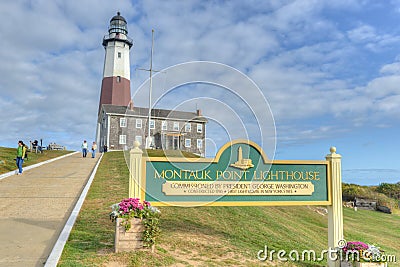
[307,206,328,216]
[103,261,127,267]
[159,231,260,266]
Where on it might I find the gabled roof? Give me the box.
[100,104,208,122]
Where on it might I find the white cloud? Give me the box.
[380,61,400,75]
[363,75,400,98]
[347,23,400,52]
[0,0,400,161]
[347,25,377,43]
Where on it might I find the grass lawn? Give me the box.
[144,149,200,158]
[0,146,72,174]
[59,151,400,266]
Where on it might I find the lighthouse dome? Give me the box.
[108,12,128,35]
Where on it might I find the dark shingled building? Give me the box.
[97,104,207,155]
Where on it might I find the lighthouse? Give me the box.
[96,13,207,153]
[98,12,133,110]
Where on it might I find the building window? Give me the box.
[149,119,155,129]
[162,121,167,131]
[102,116,105,128]
[185,138,191,148]
[197,139,203,149]
[136,119,142,129]
[119,135,126,145]
[118,52,121,58]
[185,123,191,132]
[120,118,127,127]
[135,135,142,145]
[197,123,202,133]
[173,122,179,131]
[117,76,121,83]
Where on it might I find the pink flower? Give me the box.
[111,198,159,220]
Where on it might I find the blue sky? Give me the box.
[0,0,399,185]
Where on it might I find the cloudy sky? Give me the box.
[1,0,399,185]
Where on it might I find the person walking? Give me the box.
[16,140,27,174]
[91,142,97,158]
[81,140,88,158]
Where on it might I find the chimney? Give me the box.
[196,109,202,116]
[128,99,134,111]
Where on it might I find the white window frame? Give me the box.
[173,122,179,131]
[197,139,203,149]
[120,118,127,127]
[135,135,142,145]
[119,135,126,145]
[197,123,202,133]
[162,121,167,131]
[136,119,142,129]
[149,119,155,129]
[185,138,191,148]
[185,123,191,132]
[117,76,121,83]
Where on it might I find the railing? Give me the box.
[103,35,133,47]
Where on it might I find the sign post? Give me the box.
[129,141,143,198]
[326,147,343,267]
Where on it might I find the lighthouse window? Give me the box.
[120,118,127,127]
[135,136,142,145]
[118,52,121,58]
[185,139,191,148]
[149,119,155,129]
[162,121,167,130]
[173,122,179,131]
[185,123,191,132]
[117,76,121,83]
[119,135,126,145]
[197,139,203,149]
[136,119,142,129]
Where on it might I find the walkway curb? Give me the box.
[44,153,104,266]
[0,151,79,181]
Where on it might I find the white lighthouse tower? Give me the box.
[96,12,133,148]
[98,12,133,110]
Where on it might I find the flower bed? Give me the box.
[340,241,387,267]
[110,198,161,252]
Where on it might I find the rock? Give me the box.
[377,205,392,214]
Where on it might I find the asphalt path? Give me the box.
[0,152,100,267]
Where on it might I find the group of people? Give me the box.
[14,139,99,175]
[81,140,97,158]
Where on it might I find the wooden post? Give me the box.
[129,141,143,198]
[326,147,344,267]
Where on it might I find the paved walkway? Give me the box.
[0,152,100,267]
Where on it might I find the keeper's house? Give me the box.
[98,104,207,155]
